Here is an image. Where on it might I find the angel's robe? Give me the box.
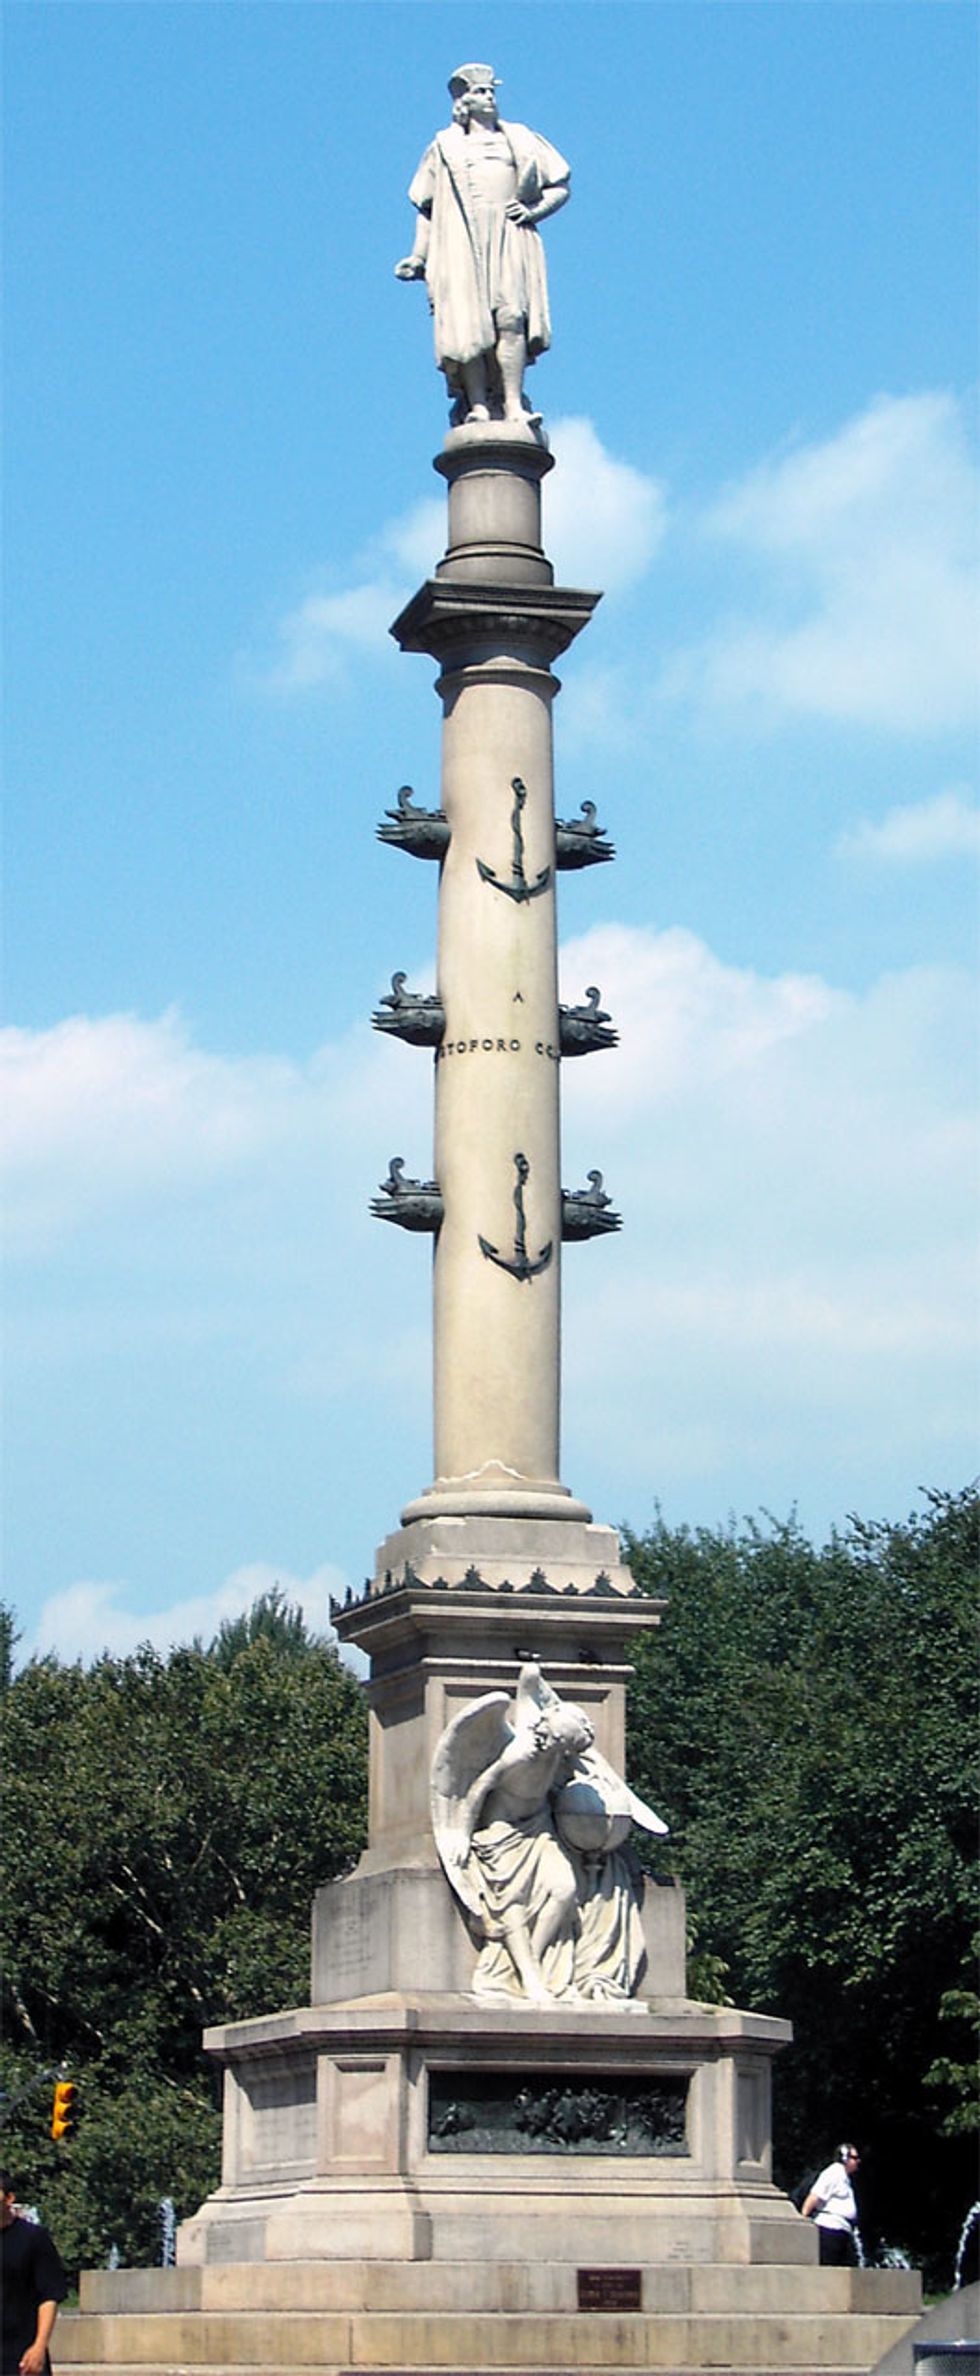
[470,1807,646,2005]
[471,1806,579,2001]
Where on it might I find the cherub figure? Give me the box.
[431,1664,668,2006]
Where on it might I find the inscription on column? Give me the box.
[435,1037,559,1062]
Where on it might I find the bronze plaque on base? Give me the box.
[577,2267,643,2311]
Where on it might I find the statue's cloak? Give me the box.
[408,120,569,376]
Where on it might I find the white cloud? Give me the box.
[258,392,974,727]
[380,495,445,578]
[1,1010,299,1254]
[7,926,976,1629]
[557,921,976,1497]
[559,922,838,1114]
[256,497,445,691]
[0,1006,423,1258]
[837,785,980,864]
[266,579,405,690]
[560,920,974,1190]
[23,1561,349,1667]
[545,418,666,593]
[259,419,663,689]
[672,392,979,731]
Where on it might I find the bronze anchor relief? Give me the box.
[476,778,551,905]
[479,1152,554,1284]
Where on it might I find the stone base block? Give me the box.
[332,1565,663,1873]
[177,1990,799,2274]
[371,1512,636,1595]
[56,2259,924,2374]
[76,2261,926,2317]
[310,1862,687,2004]
[244,2177,811,2274]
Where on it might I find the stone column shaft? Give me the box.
[392,431,598,1524]
[433,658,560,1498]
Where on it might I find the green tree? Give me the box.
[208,1583,319,1671]
[624,1489,979,2282]
[0,1601,19,1693]
[924,1935,980,2140]
[0,1606,367,2273]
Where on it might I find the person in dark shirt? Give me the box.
[0,2171,67,2376]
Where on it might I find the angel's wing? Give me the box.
[624,1781,670,1838]
[576,1742,670,1838]
[430,1691,513,1919]
[513,1661,561,1727]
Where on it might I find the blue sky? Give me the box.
[4,0,978,1663]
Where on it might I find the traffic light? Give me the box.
[50,2080,76,2142]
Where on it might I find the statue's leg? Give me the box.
[500,1908,557,2005]
[460,354,490,423]
[496,321,529,423]
[529,1843,578,1960]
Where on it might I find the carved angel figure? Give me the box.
[431,1664,668,2007]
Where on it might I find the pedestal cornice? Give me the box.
[331,1578,664,1669]
[434,425,557,482]
[202,1992,794,2061]
[390,577,600,670]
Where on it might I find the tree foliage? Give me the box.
[0,1606,367,2274]
[0,1600,19,1694]
[624,1488,979,2282]
[2,1497,975,2288]
[207,1583,316,1672]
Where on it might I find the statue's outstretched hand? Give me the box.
[394,255,425,280]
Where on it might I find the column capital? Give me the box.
[390,577,600,671]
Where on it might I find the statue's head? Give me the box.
[449,63,500,126]
[533,1703,594,1758]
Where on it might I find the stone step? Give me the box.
[78,2260,922,2318]
[50,2367,909,2376]
[53,2367,908,2376]
[54,2304,922,2371]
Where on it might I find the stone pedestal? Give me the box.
[333,1551,659,1876]
[175,1576,801,2286]
[177,1993,804,2275]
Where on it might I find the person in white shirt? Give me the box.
[802,2143,862,2266]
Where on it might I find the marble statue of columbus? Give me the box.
[395,63,570,429]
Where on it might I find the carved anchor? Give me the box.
[476,778,551,904]
[479,1152,553,1283]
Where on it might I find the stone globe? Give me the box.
[554,1774,632,1855]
